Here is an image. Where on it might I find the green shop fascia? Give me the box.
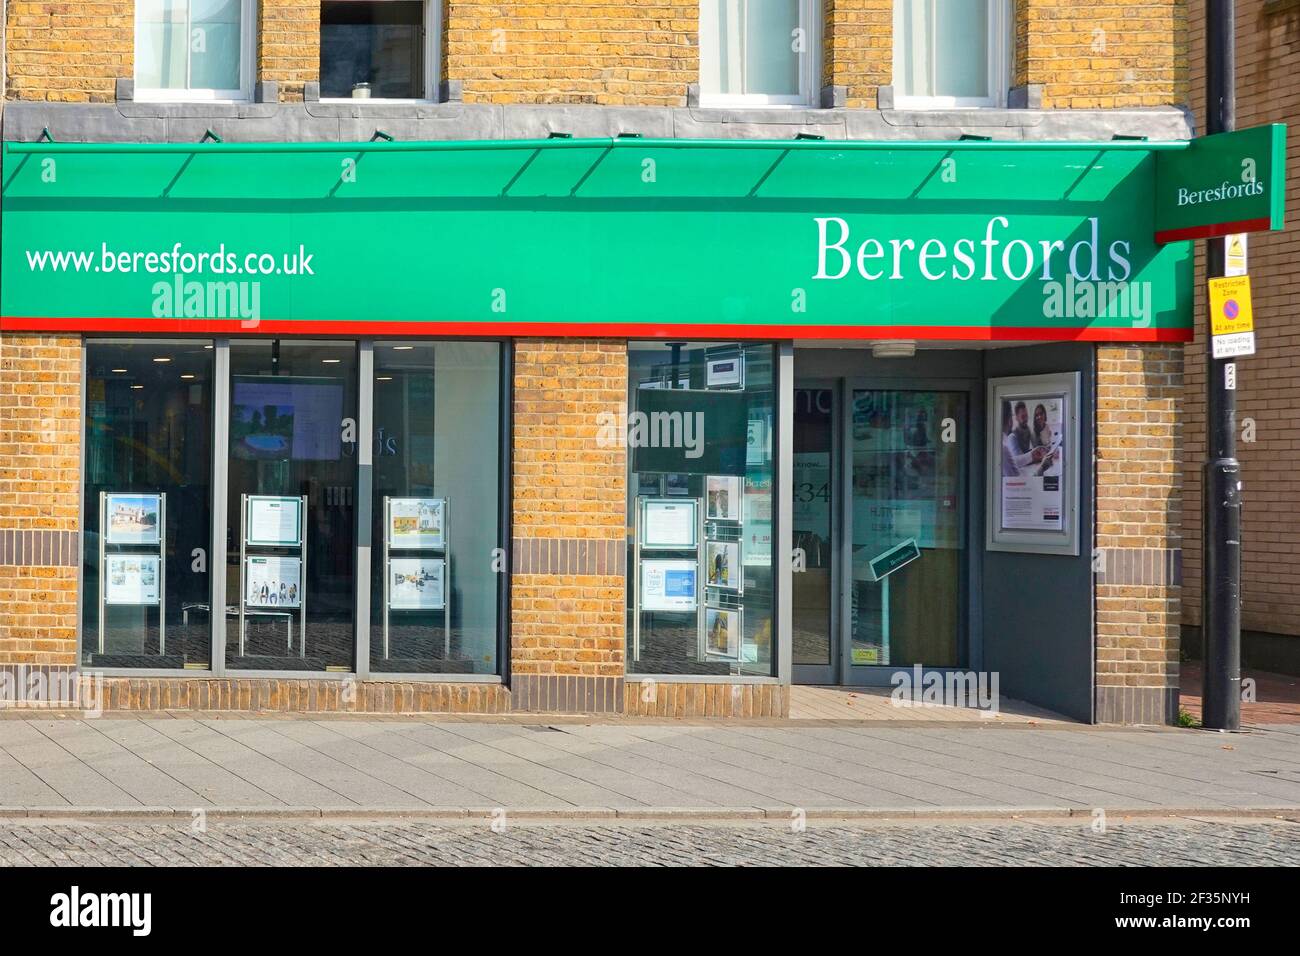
[1,134,1223,340]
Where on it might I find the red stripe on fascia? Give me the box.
[0,316,1193,343]
[1155,217,1273,244]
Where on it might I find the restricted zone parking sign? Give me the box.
[1208,275,1256,359]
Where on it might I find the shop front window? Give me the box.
[227,340,358,671]
[83,339,214,668]
[370,342,503,675]
[627,342,777,677]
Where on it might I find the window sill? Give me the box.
[696,98,814,110]
[132,92,251,105]
[889,99,1003,111]
[318,98,440,105]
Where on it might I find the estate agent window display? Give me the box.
[627,342,777,678]
[368,341,504,676]
[82,340,215,669]
[227,340,359,671]
[82,335,507,676]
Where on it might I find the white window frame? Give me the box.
[318,0,440,104]
[134,0,258,103]
[699,0,821,109]
[891,0,1011,110]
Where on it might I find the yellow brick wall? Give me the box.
[259,0,321,101]
[1019,0,1189,109]
[1013,0,1030,89]
[447,1,697,106]
[0,334,81,665]
[4,1,132,102]
[510,340,626,679]
[5,1,1189,109]
[1095,345,1182,715]
[824,0,892,109]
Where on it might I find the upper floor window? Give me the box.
[699,1,819,107]
[893,0,1011,108]
[135,0,255,101]
[320,1,437,101]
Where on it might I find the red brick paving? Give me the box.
[1180,661,1300,725]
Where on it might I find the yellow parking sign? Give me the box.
[1208,275,1254,336]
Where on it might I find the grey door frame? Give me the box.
[790,378,841,686]
[790,364,984,688]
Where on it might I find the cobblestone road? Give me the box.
[1,818,1296,866]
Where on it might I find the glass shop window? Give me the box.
[227,340,358,671]
[369,341,504,675]
[83,339,215,668]
[626,342,777,677]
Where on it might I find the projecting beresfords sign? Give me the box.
[1154,123,1287,243]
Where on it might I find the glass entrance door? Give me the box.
[790,379,970,685]
[847,388,967,677]
[791,385,837,685]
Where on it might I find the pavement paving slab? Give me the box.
[0,716,1296,818]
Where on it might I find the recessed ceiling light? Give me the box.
[376,376,393,381]
[111,368,128,373]
[130,384,144,390]
[392,345,414,351]
[871,340,917,359]
[203,345,214,350]
[322,358,341,364]
[181,374,196,380]
[153,357,171,363]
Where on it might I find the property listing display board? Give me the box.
[634,481,755,667]
[382,497,450,660]
[239,495,307,658]
[635,496,702,668]
[703,472,747,662]
[98,492,167,654]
